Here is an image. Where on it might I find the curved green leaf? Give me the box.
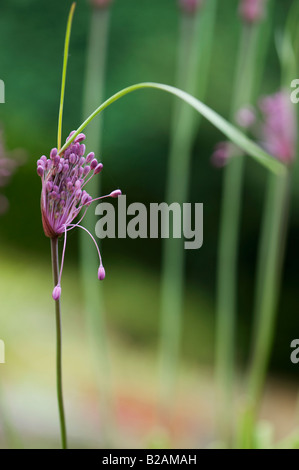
[59,82,286,175]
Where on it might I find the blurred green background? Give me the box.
[0,0,298,448]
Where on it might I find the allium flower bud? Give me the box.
[239,0,265,24]
[86,152,94,163]
[94,163,103,174]
[179,0,204,14]
[109,189,122,198]
[37,165,44,177]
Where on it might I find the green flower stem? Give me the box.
[215,15,271,444]
[158,1,217,421]
[80,4,113,446]
[51,237,68,450]
[59,82,284,175]
[239,171,290,448]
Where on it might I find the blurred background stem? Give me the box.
[239,171,290,448]
[238,2,299,448]
[215,5,272,444]
[80,3,114,447]
[158,0,217,426]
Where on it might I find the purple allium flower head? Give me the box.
[239,0,265,24]
[211,142,231,168]
[179,0,204,15]
[259,91,297,165]
[37,131,122,298]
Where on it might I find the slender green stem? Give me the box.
[158,1,217,421]
[50,237,68,450]
[215,18,270,444]
[57,2,76,150]
[59,81,284,175]
[239,172,290,448]
[80,5,113,446]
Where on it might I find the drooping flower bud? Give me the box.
[109,189,122,198]
[98,265,106,281]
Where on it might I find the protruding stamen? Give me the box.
[89,189,122,204]
[69,223,103,272]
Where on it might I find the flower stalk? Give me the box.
[51,237,68,449]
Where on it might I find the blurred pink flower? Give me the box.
[239,0,265,24]
[235,106,256,129]
[179,0,204,14]
[0,129,25,214]
[211,142,232,168]
[89,0,113,8]
[259,90,297,165]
